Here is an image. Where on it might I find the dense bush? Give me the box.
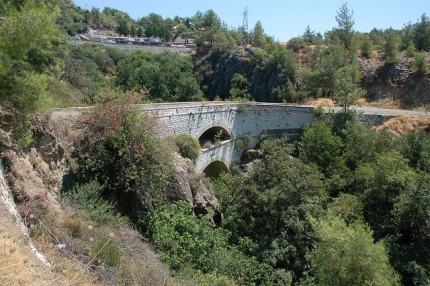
[175,134,201,161]
[73,97,175,215]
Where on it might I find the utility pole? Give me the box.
[242,6,249,46]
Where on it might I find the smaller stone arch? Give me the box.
[202,160,229,177]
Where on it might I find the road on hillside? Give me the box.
[323,106,429,117]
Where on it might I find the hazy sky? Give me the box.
[72,0,430,41]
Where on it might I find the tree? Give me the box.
[383,28,400,64]
[397,129,430,172]
[136,26,144,38]
[129,25,136,37]
[252,20,267,47]
[214,139,326,283]
[229,73,250,100]
[0,1,66,117]
[91,7,101,28]
[212,30,236,54]
[391,173,430,285]
[142,201,260,283]
[303,44,346,98]
[333,63,366,112]
[360,34,373,58]
[369,28,384,49]
[308,211,401,286]
[335,3,355,50]
[302,25,316,45]
[358,151,416,240]
[115,19,129,36]
[413,52,430,77]
[414,13,430,51]
[298,121,346,178]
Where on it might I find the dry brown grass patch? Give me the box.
[305,98,337,107]
[376,115,430,136]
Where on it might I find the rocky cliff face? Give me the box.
[0,113,221,225]
[195,48,430,107]
[358,53,430,106]
[194,48,288,102]
[1,114,66,217]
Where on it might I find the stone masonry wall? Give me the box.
[143,102,315,172]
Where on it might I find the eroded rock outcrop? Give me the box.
[169,153,222,225]
[1,114,66,216]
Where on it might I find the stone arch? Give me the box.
[202,160,229,178]
[196,122,232,140]
[197,123,232,149]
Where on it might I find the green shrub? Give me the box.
[64,180,118,226]
[287,37,307,52]
[175,134,201,161]
[90,233,121,267]
[236,133,252,149]
[237,104,248,114]
[314,105,326,121]
[413,52,430,77]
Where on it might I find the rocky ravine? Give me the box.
[0,112,222,284]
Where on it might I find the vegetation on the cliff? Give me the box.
[1,0,430,285]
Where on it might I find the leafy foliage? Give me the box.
[214,139,326,283]
[115,50,203,102]
[73,96,175,214]
[229,73,250,100]
[383,28,401,64]
[141,201,260,284]
[0,2,66,113]
[335,3,356,50]
[64,180,118,226]
[175,134,200,161]
[413,52,430,77]
[308,211,401,286]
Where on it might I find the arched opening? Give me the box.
[203,161,229,178]
[199,126,231,149]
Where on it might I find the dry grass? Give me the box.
[0,202,59,286]
[0,191,177,286]
[376,115,430,136]
[305,98,337,107]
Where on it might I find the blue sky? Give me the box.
[72,0,430,41]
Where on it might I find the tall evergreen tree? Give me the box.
[335,3,355,50]
[415,13,430,51]
[252,20,267,47]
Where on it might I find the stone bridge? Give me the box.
[138,102,314,175]
[51,102,315,175]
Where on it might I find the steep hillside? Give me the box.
[194,47,430,108]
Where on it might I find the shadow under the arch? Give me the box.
[198,126,231,149]
[203,160,229,178]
